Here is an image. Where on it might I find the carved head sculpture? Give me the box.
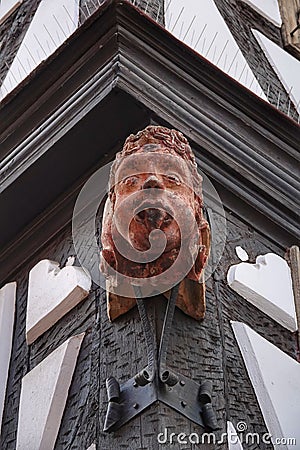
[100,126,210,320]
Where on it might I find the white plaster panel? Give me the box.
[26,259,91,344]
[235,246,249,262]
[16,333,84,450]
[227,253,297,331]
[240,0,282,26]
[165,0,267,100]
[227,421,244,449]
[0,0,79,99]
[253,29,300,113]
[0,0,22,25]
[232,322,300,450]
[0,282,16,429]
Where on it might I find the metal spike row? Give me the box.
[53,14,68,39]
[193,23,207,50]
[171,6,184,33]
[182,15,196,41]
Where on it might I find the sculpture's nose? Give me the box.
[142,175,163,190]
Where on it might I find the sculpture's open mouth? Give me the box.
[134,201,174,230]
[135,208,173,229]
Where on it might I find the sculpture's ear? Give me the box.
[201,219,210,261]
[191,219,210,280]
[193,192,210,266]
[100,197,115,267]
[174,219,209,321]
[102,197,113,233]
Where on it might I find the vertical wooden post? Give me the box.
[286,246,300,360]
[278,0,300,56]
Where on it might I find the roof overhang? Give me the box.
[0,0,299,282]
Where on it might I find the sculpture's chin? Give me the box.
[129,230,181,253]
[101,243,206,283]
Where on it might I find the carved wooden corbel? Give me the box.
[100,126,217,432]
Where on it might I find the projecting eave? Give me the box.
[0,0,299,283]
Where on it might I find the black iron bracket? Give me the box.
[104,370,217,432]
[103,285,218,433]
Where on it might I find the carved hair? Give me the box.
[109,126,203,200]
[120,126,197,164]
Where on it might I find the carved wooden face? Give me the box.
[101,144,209,281]
[100,126,210,320]
[114,147,195,251]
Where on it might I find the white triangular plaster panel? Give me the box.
[227,253,297,331]
[253,29,300,113]
[0,0,79,100]
[0,0,22,25]
[227,421,244,450]
[165,0,267,100]
[232,322,300,450]
[16,333,84,450]
[0,282,16,429]
[240,0,282,27]
[26,259,91,344]
[87,444,96,450]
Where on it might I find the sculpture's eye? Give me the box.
[166,173,181,185]
[122,176,138,187]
